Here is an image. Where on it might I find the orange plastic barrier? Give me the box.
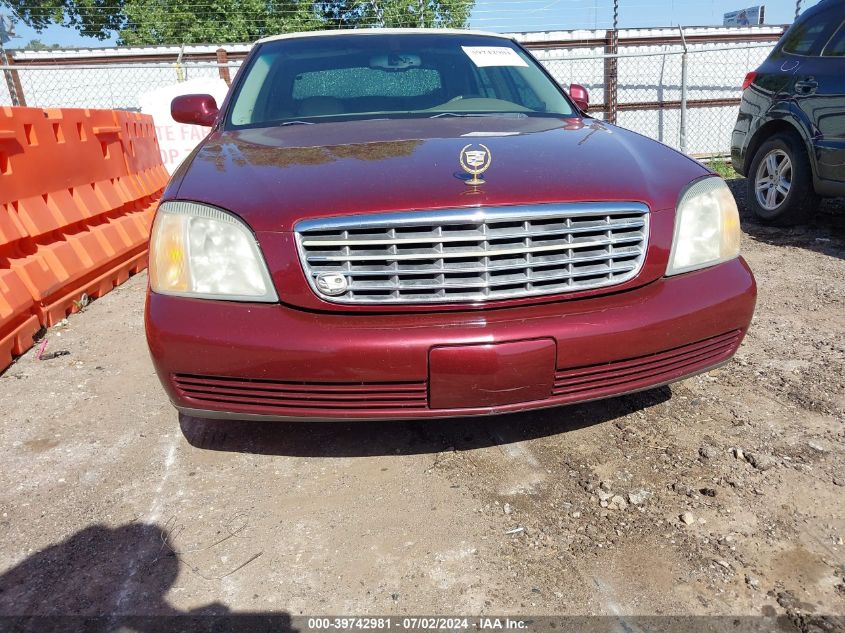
[0,106,168,370]
[0,226,39,367]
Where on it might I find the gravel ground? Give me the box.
[0,181,843,629]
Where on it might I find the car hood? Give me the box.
[170,116,708,233]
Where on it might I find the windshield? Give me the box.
[227,33,575,128]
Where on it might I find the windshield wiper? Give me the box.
[278,120,315,126]
[429,112,528,119]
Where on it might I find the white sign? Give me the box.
[139,77,230,174]
[723,5,765,26]
[462,46,528,68]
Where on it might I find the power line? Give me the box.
[1,0,792,46]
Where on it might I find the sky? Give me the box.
[0,0,826,49]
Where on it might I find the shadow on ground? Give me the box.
[0,522,293,632]
[728,178,845,260]
[178,386,672,457]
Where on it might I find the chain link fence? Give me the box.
[1,39,778,157]
[1,62,242,110]
[540,42,775,156]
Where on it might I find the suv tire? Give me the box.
[746,132,819,226]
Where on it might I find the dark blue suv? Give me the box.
[731,0,845,225]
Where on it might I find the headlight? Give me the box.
[666,177,741,276]
[149,201,278,302]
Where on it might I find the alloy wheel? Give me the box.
[755,149,792,211]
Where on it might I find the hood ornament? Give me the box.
[459,143,492,186]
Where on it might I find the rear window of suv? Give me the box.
[823,23,845,56]
[782,6,844,55]
[782,14,829,55]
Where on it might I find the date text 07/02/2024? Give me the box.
[305,617,528,630]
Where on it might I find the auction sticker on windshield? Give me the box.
[461,46,528,67]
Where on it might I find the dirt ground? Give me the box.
[0,179,843,629]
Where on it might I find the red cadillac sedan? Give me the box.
[146,29,756,421]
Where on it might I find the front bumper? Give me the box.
[145,257,756,420]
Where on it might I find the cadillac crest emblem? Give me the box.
[459,143,492,186]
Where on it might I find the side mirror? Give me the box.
[171,94,219,126]
[569,83,589,113]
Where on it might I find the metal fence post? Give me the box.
[0,43,25,106]
[679,26,688,155]
[603,0,620,124]
[216,48,231,86]
[174,43,185,82]
[604,29,618,123]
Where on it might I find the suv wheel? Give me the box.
[746,133,819,225]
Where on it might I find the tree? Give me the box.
[119,0,323,45]
[317,0,473,29]
[1,0,127,40]
[22,38,62,49]
[0,0,475,44]
[380,0,474,28]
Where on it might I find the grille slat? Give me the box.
[184,393,426,410]
[300,218,646,247]
[174,375,426,395]
[554,341,737,394]
[347,262,639,292]
[173,375,429,411]
[305,233,643,263]
[553,331,741,397]
[296,203,649,304]
[179,385,427,402]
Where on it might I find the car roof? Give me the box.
[802,0,844,17]
[256,28,515,45]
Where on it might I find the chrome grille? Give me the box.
[295,203,649,304]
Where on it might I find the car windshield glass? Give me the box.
[227,33,575,128]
